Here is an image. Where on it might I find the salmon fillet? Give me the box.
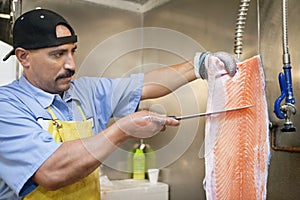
[204,55,270,200]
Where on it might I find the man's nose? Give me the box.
[64,54,76,70]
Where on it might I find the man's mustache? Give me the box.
[55,70,75,81]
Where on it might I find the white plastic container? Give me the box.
[101,179,168,200]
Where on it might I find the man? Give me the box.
[0,8,237,199]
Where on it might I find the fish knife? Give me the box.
[169,104,254,120]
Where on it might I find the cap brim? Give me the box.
[2,49,15,61]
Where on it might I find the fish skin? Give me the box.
[204,55,270,200]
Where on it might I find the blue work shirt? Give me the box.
[0,73,144,199]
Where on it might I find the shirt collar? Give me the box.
[19,74,79,107]
[19,74,57,108]
[63,82,80,102]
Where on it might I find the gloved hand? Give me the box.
[194,51,238,79]
[115,110,180,138]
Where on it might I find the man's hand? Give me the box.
[194,51,238,80]
[115,110,180,138]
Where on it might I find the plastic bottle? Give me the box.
[133,148,145,180]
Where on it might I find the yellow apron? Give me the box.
[24,106,100,200]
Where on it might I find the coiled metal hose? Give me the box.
[234,0,251,60]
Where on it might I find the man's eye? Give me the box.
[54,52,64,58]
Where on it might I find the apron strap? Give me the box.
[76,103,87,121]
[47,106,58,119]
[47,107,62,128]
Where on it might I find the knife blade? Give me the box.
[169,104,254,120]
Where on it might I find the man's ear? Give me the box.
[15,48,30,68]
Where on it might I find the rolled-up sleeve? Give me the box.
[109,73,144,117]
[71,73,144,132]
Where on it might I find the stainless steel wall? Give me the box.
[22,0,300,199]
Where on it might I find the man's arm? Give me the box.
[141,52,238,100]
[142,60,196,100]
[32,121,128,190]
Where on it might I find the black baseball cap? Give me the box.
[3,8,77,61]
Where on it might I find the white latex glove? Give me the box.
[115,110,180,138]
[194,51,238,79]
